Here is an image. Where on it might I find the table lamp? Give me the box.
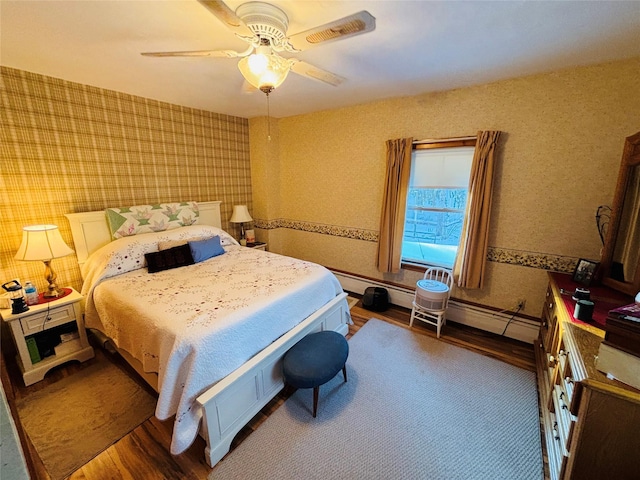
[15,224,74,298]
[229,205,253,246]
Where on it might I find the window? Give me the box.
[402,145,475,269]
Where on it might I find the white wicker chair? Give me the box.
[409,267,453,338]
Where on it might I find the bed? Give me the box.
[64,200,350,467]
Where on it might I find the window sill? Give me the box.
[402,261,455,273]
[401,261,428,273]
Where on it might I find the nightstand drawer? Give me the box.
[20,304,76,335]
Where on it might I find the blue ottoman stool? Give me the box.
[283,330,349,418]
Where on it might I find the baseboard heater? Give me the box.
[331,270,539,344]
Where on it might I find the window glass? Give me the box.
[402,146,474,268]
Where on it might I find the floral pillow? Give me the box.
[106,201,199,239]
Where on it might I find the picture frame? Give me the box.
[245,229,255,243]
[572,258,599,286]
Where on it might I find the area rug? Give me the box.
[16,359,156,480]
[210,318,543,479]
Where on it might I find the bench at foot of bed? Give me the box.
[196,293,349,468]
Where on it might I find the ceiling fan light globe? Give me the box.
[238,53,291,91]
[247,53,268,75]
[261,70,286,89]
[238,56,262,89]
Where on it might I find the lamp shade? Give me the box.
[15,225,74,261]
[229,205,253,224]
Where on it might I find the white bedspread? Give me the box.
[82,242,342,454]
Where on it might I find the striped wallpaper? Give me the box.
[0,66,251,293]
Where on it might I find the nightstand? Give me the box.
[246,242,267,251]
[0,288,94,386]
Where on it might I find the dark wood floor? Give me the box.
[6,297,540,480]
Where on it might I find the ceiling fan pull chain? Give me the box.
[266,92,271,142]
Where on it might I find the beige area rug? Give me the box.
[16,358,156,480]
[210,318,543,479]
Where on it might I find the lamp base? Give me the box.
[43,285,62,298]
[39,288,72,303]
[43,259,62,298]
[239,222,247,246]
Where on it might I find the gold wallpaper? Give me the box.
[250,57,640,316]
[3,58,639,321]
[0,67,251,293]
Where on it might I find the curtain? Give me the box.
[376,137,413,273]
[453,131,502,289]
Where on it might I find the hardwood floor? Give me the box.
[6,297,539,480]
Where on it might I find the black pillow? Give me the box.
[145,244,194,273]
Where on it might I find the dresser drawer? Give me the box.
[554,384,577,447]
[541,285,558,352]
[20,304,76,335]
[545,284,557,316]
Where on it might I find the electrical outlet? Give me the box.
[517,298,526,309]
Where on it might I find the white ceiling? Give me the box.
[2,1,640,119]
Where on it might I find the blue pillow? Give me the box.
[189,235,225,263]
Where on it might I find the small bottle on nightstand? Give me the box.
[24,282,39,306]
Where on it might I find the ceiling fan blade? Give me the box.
[290,60,346,87]
[141,48,249,58]
[198,0,254,38]
[285,11,375,52]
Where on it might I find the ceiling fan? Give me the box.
[142,0,376,94]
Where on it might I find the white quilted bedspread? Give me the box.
[82,242,342,454]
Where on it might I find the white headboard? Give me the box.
[64,201,222,267]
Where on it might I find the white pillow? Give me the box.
[158,238,203,251]
[156,227,239,251]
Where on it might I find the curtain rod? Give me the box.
[413,136,477,145]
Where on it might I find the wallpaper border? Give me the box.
[487,247,577,274]
[254,218,378,241]
[254,219,579,273]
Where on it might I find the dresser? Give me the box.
[535,272,640,479]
